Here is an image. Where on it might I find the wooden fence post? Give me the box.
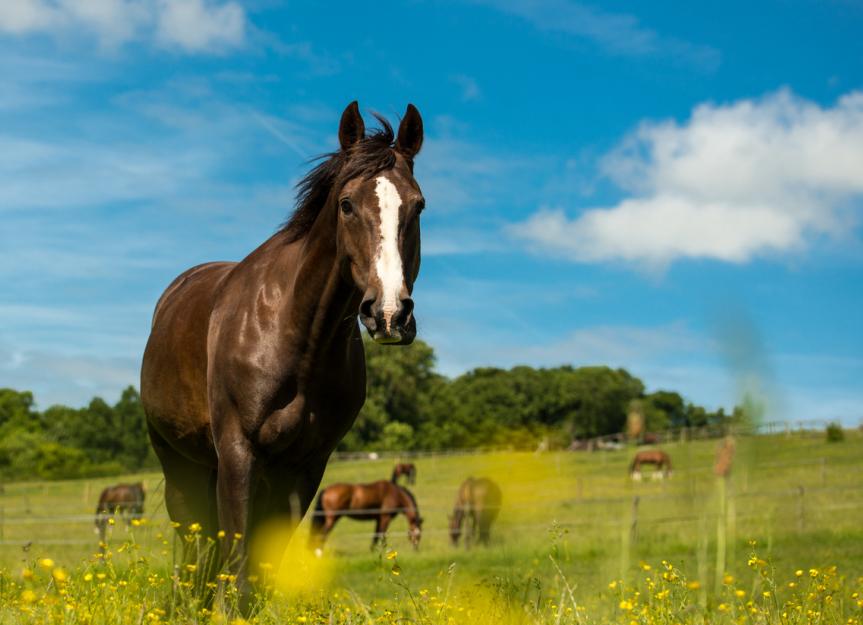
[697,513,708,607]
[715,477,727,595]
[620,496,639,580]
[797,485,805,532]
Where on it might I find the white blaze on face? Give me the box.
[374,175,404,330]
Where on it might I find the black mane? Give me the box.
[281,113,400,242]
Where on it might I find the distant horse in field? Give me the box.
[391,462,416,485]
[308,480,423,554]
[630,450,672,481]
[95,482,145,541]
[449,477,502,547]
[639,432,660,445]
[140,101,425,598]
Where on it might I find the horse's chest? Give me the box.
[256,383,363,455]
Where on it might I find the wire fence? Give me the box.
[329,418,845,461]
[2,478,861,545]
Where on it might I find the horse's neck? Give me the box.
[399,492,417,521]
[252,209,361,374]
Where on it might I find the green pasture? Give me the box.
[1,430,862,604]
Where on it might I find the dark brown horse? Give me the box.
[630,450,673,481]
[140,101,425,594]
[95,482,145,541]
[449,477,502,547]
[307,480,423,553]
[391,462,416,485]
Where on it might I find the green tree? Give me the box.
[113,386,153,468]
[339,337,444,451]
[0,388,40,432]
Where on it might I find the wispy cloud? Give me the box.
[0,0,246,53]
[470,0,720,70]
[0,341,142,408]
[451,74,481,102]
[511,89,863,269]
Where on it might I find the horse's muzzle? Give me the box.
[359,296,416,345]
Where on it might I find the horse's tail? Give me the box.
[663,453,673,472]
[391,467,398,483]
[629,456,638,474]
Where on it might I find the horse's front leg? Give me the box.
[215,431,257,596]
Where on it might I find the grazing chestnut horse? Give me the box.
[308,480,423,552]
[140,101,425,594]
[449,477,502,547]
[95,482,145,541]
[391,462,416,485]
[630,450,673,481]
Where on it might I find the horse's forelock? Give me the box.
[281,114,402,243]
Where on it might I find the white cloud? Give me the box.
[155,0,243,52]
[511,89,863,268]
[0,0,246,52]
[471,0,720,70]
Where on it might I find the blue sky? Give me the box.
[1,0,861,424]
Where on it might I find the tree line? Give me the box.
[343,338,738,451]
[0,338,737,480]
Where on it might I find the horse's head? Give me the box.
[448,511,462,546]
[409,515,423,550]
[332,101,424,345]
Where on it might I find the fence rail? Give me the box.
[329,419,844,461]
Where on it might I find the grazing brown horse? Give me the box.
[95,482,145,541]
[391,462,416,485]
[630,450,673,481]
[140,101,425,595]
[307,480,423,553]
[449,477,502,547]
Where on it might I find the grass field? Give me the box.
[1,430,862,623]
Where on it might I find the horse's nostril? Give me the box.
[398,298,414,323]
[359,298,375,320]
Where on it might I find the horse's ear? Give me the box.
[338,100,365,150]
[396,103,423,159]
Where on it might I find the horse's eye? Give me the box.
[340,199,353,215]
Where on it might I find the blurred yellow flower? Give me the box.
[21,589,37,604]
[386,550,398,560]
[39,558,55,569]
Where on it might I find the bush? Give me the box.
[825,422,844,442]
